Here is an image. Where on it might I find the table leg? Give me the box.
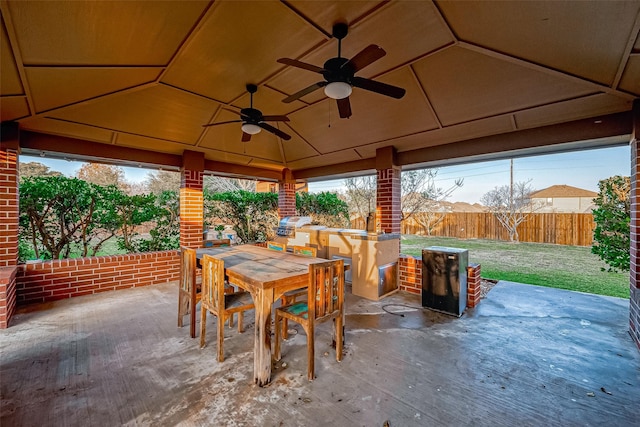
[253,288,274,387]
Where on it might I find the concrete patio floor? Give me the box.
[1,280,639,426]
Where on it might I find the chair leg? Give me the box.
[335,316,344,362]
[217,314,225,362]
[281,296,289,340]
[237,311,244,333]
[200,308,207,348]
[228,313,234,329]
[306,323,315,381]
[274,313,282,361]
[190,308,196,339]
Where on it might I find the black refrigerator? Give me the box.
[422,247,468,317]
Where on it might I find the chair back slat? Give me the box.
[267,241,287,252]
[309,260,344,320]
[293,245,317,257]
[201,254,226,313]
[180,247,196,293]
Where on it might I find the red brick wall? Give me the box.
[15,251,180,305]
[630,132,640,350]
[399,254,482,309]
[0,267,17,328]
[179,169,203,249]
[399,255,421,294]
[0,147,19,328]
[278,181,296,218]
[377,167,401,234]
[0,148,19,268]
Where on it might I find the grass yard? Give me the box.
[401,235,629,299]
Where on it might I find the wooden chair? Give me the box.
[267,241,287,252]
[203,238,231,248]
[274,259,344,380]
[280,245,317,339]
[293,245,317,257]
[178,247,200,338]
[200,254,255,362]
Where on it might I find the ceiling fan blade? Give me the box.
[282,81,327,103]
[337,97,352,119]
[261,115,290,122]
[241,132,252,142]
[343,44,386,73]
[258,122,292,140]
[352,77,406,99]
[202,119,242,127]
[277,58,325,74]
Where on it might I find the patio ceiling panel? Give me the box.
[0,18,21,95]
[18,117,113,145]
[514,93,634,130]
[5,1,208,66]
[46,85,218,145]
[357,115,516,158]
[620,56,640,95]
[25,67,162,113]
[287,149,365,172]
[412,46,598,127]
[436,1,640,86]
[0,97,28,122]
[115,133,197,158]
[161,1,324,105]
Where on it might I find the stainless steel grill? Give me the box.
[275,216,312,237]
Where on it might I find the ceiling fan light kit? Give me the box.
[241,123,261,135]
[324,81,352,99]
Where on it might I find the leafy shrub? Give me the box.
[591,175,630,272]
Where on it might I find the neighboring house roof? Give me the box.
[530,185,597,198]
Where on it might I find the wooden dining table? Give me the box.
[195,244,330,386]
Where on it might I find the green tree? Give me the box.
[19,161,63,178]
[296,192,350,227]
[205,190,279,243]
[76,163,130,192]
[129,190,180,252]
[591,175,630,272]
[19,176,122,259]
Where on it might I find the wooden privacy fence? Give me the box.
[352,212,595,246]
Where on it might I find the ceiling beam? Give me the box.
[18,130,283,181]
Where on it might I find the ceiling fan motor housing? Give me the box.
[323,57,353,84]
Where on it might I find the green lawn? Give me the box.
[401,235,629,299]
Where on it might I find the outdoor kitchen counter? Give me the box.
[350,232,401,241]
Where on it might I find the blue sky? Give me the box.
[23,145,630,204]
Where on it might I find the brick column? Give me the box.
[630,99,640,351]
[376,147,401,234]
[179,151,204,249]
[278,168,296,219]
[466,263,482,308]
[0,125,20,328]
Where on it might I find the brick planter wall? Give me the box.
[15,251,180,305]
[399,255,421,294]
[0,266,17,328]
[398,254,482,308]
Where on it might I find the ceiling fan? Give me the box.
[203,84,291,141]
[277,23,406,119]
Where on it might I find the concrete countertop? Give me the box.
[350,232,401,241]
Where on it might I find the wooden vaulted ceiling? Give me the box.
[1,1,639,181]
